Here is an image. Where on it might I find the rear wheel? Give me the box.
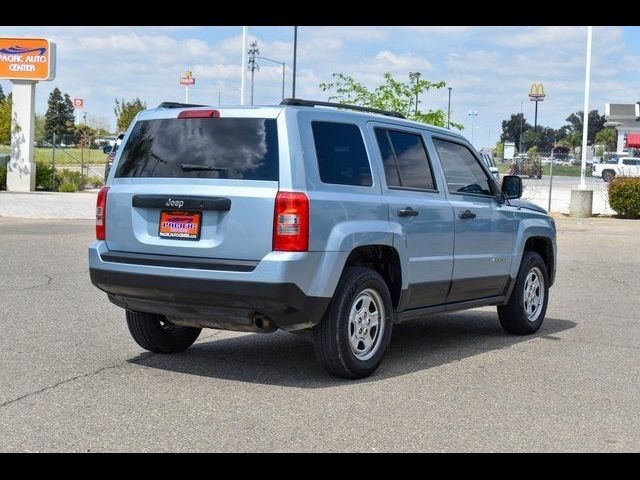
[126,310,201,353]
[498,251,549,335]
[602,170,615,182]
[313,267,393,379]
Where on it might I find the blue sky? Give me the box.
[1,26,638,148]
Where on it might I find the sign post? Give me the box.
[179,70,195,103]
[0,37,56,192]
[73,98,84,124]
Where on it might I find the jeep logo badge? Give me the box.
[166,199,184,208]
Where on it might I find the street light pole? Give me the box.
[292,26,298,98]
[468,110,478,146]
[579,26,593,190]
[256,56,286,101]
[248,41,260,106]
[447,87,452,129]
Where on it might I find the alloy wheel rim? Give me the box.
[348,288,385,361]
[523,266,544,322]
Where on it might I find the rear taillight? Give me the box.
[96,186,110,240]
[273,191,309,252]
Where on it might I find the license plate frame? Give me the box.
[158,210,202,241]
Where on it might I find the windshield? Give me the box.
[115,117,279,180]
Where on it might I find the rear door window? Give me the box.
[312,121,373,187]
[374,128,436,190]
[115,117,279,180]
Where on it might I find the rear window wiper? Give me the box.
[180,163,229,172]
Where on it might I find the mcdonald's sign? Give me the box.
[529,83,546,101]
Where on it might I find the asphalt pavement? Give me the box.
[0,216,639,452]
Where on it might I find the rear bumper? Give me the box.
[90,268,329,331]
[88,241,346,331]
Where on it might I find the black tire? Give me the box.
[602,170,615,182]
[498,251,549,335]
[313,267,393,379]
[126,310,201,353]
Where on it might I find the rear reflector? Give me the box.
[177,109,220,119]
[96,186,110,240]
[273,191,309,252]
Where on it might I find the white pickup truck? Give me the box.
[592,157,640,182]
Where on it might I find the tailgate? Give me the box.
[104,114,280,262]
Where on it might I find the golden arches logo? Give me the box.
[529,83,546,98]
[184,70,193,79]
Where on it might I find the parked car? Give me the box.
[592,156,640,182]
[104,133,124,179]
[89,99,556,379]
[509,155,542,179]
[479,151,500,182]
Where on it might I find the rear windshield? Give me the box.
[115,118,279,180]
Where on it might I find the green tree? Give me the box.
[500,113,531,149]
[34,114,46,145]
[0,97,11,144]
[319,72,463,129]
[114,98,146,132]
[594,127,617,151]
[44,87,75,144]
[564,110,605,144]
[559,132,582,154]
[0,84,6,103]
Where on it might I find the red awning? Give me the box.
[627,133,640,148]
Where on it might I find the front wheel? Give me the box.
[126,310,201,353]
[602,170,615,182]
[313,267,393,379]
[498,251,549,335]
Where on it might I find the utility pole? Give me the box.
[447,87,452,129]
[240,26,247,105]
[292,26,298,98]
[248,41,260,106]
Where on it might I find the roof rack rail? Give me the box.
[280,98,405,119]
[157,101,207,109]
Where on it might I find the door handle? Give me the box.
[398,207,419,217]
[458,209,476,220]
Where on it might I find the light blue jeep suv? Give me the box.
[89,99,556,379]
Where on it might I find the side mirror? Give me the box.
[501,175,522,199]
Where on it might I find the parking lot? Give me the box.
[1,215,639,452]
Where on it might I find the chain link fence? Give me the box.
[496,152,612,215]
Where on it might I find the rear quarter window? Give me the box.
[312,121,373,187]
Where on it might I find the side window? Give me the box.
[622,159,640,166]
[312,122,373,187]
[374,128,436,190]
[433,139,492,196]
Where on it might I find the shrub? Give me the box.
[608,177,640,218]
[88,175,104,188]
[0,165,6,190]
[55,169,88,191]
[36,161,56,190]
[58,182,78,193]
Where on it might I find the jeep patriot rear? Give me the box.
[89,99,556,379]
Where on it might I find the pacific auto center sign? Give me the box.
[0,38,56,81]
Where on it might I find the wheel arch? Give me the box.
[342,245,403,311]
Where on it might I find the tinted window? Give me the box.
[375,128,436,190]
[312,122,372,187]
[622,159,640,165]
[115,118,279,180]
[433,139,492,196]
